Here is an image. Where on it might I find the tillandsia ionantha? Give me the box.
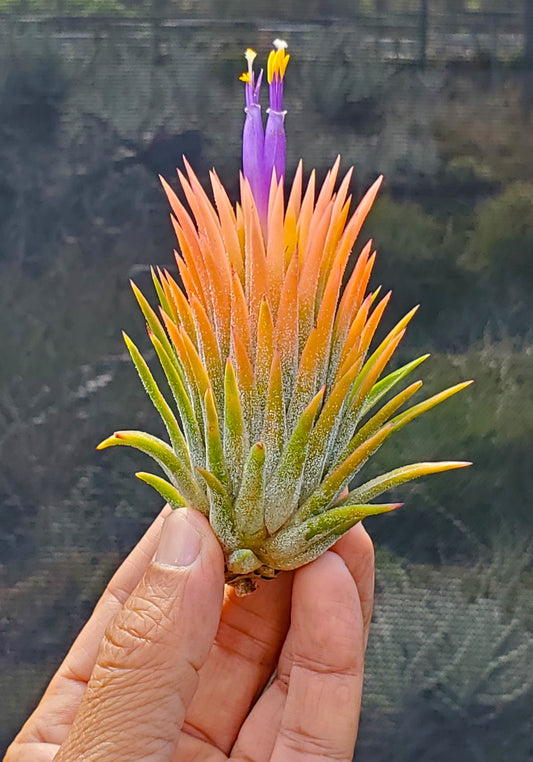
[98,40,472,595]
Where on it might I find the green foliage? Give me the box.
[0,0,148,14]
[364,341,533,563]
[366,197,445,263]
[463,182,533,284]
[301,27,389,129]
[434,79,533,188]
[363,196,479,349]
[442,155,495,187]
[0,48,67,142]
[358,546,533,761]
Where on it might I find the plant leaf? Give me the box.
[234,442,267,544]
[341,381,423,462]
[123,332,190,465]
[97,430,208,512]
[135,472,186,509]
[296,423,394,522]
[260,500,398,570]
[344,461,472,504]
[390,381,474,432]
[264,385,325,534]
[149,332,205,468]
[196,466,238,550]
[130,280,174,359]
[360,354,429,418]
[223,358,248,495]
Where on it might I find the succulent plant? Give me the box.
[98,41,471,594]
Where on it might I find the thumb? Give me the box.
[55,508,225,762]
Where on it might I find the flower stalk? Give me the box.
[241,40,290,227]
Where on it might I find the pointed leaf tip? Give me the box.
[135,472,187,509]
[122,330,135,348]
[96,432,122,450]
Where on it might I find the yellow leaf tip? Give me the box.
[439,461,472,470]
[96,432,123,450]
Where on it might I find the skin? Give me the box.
[6,505,375,762]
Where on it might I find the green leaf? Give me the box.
[234,442,266,544]
[196,466,238,550]
[344,461,472,504]
[262,350,286,475]
[204,387,232,493]
[151,267,174,321]
[259,501,399,570]
[296,423,394,523]
[390,380,474,432]
[123,332,190,465]
[223,358,248,496]
[332,330,406,463]
[149,333,205,468]
[304,502,401,540]
[130,280,175,360]
[360,354,429,418]
[337,381,423,465]
[135,472,186,509]
[97,430,208,512]
[302,359,363,500]
[227,548,263,575]
[264,385,325,534]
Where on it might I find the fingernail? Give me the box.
[155,510,201,567]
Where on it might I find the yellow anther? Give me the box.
[239,72,251,83]
[267,40,289,84]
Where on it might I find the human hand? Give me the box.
[6,504,374,761]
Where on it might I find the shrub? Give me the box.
[363,196,478,349]
[463,182,533,285]
[363,341,533,563]
[357,548,533,761]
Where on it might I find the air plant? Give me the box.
[98,41,471,595]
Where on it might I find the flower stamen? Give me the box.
[241,40,290,231]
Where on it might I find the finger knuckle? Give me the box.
[99,593,174,670]
[279,725,352,760]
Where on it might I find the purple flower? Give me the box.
[241,41,290,227]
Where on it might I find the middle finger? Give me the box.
[182,570,293,754]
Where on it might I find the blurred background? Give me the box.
[0,0,532,758]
